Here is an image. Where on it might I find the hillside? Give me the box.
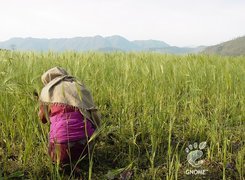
[0,35,203,54]
[203,36,245,56]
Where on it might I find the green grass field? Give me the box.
[0,51,244,179]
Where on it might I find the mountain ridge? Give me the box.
[0,35,204,54]
[203,36,245,56]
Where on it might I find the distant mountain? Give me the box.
[105,35,139,51]
[203,36,245,56]
[0,35,203,54]
[133,40,169,50]
[150,46,206,54]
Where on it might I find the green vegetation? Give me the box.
[0,51,244,179]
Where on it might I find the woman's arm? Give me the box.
[38,104,48,124]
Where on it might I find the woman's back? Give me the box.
[44,104,95,143]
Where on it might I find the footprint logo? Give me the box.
[185,141,207,168]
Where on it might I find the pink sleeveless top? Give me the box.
[49,105,95,143]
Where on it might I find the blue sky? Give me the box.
[0,0,244,46]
